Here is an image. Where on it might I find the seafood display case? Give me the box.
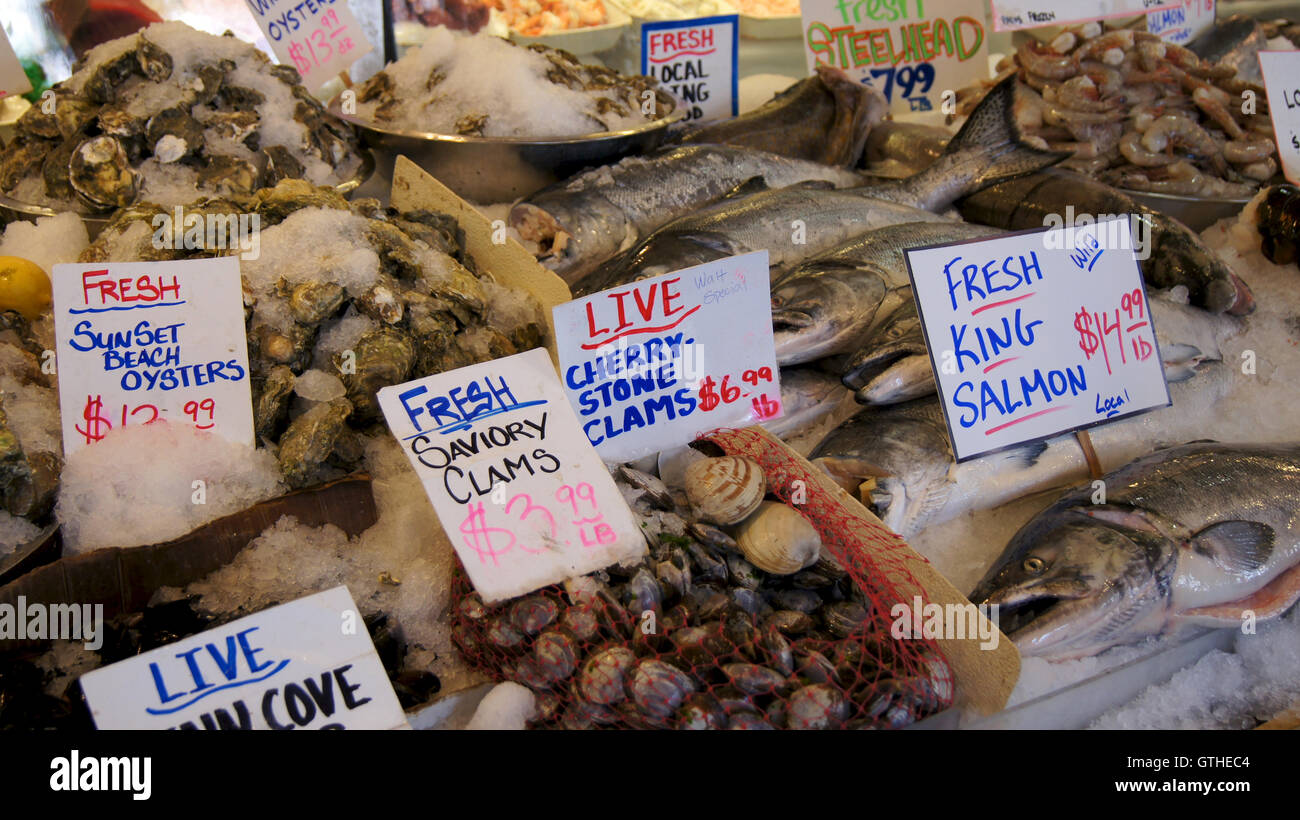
[1,3,1300,740]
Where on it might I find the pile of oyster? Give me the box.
[0,22,364,213]
[0,312,60,526]
[79,178,547,490]
[451,455,953,730]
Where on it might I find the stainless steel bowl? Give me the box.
[0,147,376,239]
[328,97,684,203]
[1121,188,1251,232]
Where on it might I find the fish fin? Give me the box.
[721,176,769,200]
[1078,504,1166,534]
[1188,521,1275,574]
[943,74,1070,189]
[1000,439,1049,468]
[1181,560,1300,623]
[1160,343,1204,363]
[1163,363,1199,383]
[790,179,837,191]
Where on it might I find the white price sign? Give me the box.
[243,0,373,92]
[80,586,409,730]
[1260,50,1300,186]
[906,219,1170,461]
[378,347,646,604]
[52,258,254,457]
[799,0,988,117]
[553,251,782,464]
[989,0,1179,32]
[0,25,31,99]
[641,15,738,124]
[1147,0,1215,45]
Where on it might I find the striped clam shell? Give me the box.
[684,456,766,525]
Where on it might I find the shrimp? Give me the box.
[1120,130,1174,166]
[1049,31,1077,55]
[1079,61,1124,97]
[1144,161,1207,196]
[1017,40,1078,80]
[1224,137,1276,165]
[1065,120,1123,154]
[1057,75,1123,113]
[1192,87,1245,139]
[1142,115,1229,176]
[1076,30,1134,66]
[1238,157,1278,182]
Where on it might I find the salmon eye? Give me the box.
[1023,556,1046,574]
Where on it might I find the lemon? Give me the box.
[0,256,52,319]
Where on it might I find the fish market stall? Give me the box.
[1,3,1300,740]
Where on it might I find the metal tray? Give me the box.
[1123,188,1252,232]
[329,98,682,203]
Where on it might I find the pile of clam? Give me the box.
[451,454,953,730]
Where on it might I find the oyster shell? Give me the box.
[732,501,821,575]
[196,154,259,197]
[684,455,765,525]
[277,397,353,488]
[253,365,296,441]
[69,136,138,209]
[145,107,204,163]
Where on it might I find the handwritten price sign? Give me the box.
[989,0,1178,31]
[1147,0,1215,45]
[552,251,782,464]
[799,0,988,116]
[244,0,373,93]
[52,258,254,457]
[377,348,645,603]
[905,217,1170,461]
[1260,51,1300,186]
[641,15,738,124]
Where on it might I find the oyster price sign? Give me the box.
[51,257,254,457]
[244,0,373,92]
[378,347,646,603]
[988,0,1178,31]
[80,586,409,730]
[553,251,782,464]
[798,0,989,116]
[0,25,32,99]
[640,16,738,123]
[1259,51,1300,186]
[905,218,1170,461]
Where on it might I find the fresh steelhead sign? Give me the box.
[798,0,988,116]
[905,218,1170,461]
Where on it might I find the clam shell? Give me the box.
[733,501,821,575]
[684,456,765,525]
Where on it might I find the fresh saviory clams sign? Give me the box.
[378,347,645,603]
[905,217,1170,461]
[80,586,408,730]
[798,0,989,115]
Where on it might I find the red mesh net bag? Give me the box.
[450,427,954,729]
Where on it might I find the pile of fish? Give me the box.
[0,601,439,729]
[971,443,1300,661]
[0,22,364,213]
[451,457,952,729]
[79,179,546,490]
[954,21,1277,197]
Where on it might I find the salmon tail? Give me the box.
[943,74,1070,190]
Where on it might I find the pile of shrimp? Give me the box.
[489,0,607,35]
[953,23,1277,199]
